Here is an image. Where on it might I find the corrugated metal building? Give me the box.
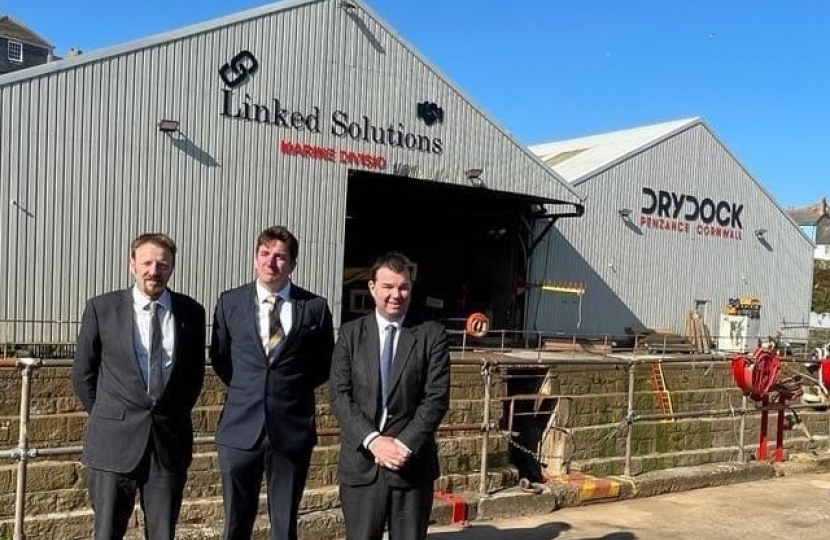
[0,0,584,342]
[528,118,813,341]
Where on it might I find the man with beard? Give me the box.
[73,233,206,540]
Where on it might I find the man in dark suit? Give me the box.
[72,233,206,540]
[330,252,450,540]
[210,226,334,540]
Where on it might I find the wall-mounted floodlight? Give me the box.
[339,0,358,10]
[618,208,633,219]
[157,119,180,133]
[465,168,485,188]
[754,228,767,238]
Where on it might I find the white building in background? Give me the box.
[528,118,813,340]
[787,198,830,262]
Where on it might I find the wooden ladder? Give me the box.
[649,364,674,421]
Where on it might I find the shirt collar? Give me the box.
[256,280,291,304]
[132,286,171,311]
[374,309,404,331]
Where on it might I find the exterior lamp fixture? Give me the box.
[465,168,485,188]
[618,208,633,220]
[754,228,767,238]
[157,119,180,133]
[339,0,358,10]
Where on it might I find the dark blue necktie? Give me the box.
[380,324,397,407]
[148,301,163,401]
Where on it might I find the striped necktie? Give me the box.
[265,294,285,355]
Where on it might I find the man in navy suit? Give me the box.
[210,226,334,540]
[330,252,450,540]
[72,233,206,540]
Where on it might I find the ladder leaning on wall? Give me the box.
[649,363,675,421]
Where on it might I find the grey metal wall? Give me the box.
[526,123,813,340]
[0,0,578,342]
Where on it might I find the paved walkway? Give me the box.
[429,471,830,539]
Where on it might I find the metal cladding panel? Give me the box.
[527,124,813,340]
[0,0,578,342]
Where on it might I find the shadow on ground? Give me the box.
[428,522,636,540]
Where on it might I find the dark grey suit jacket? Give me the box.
[210,283,334,454]
[72,289,206,474]
[330,312,450,488]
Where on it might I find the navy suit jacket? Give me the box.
[210,282,334,454]
[329,312,450,488]
[72,289,206,474]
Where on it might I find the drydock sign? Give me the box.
[639,187,745,240]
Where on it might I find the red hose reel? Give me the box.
[731,348,781,401]
[730,348,787,462]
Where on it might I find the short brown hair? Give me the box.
[130,233,177,261]
[370,252,417,282]
[255,226,299,262]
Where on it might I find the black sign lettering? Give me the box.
[642,187,658,214]
[685,196,699,220]
[731,204,744,228]
[716,201,731,226]
[219,50,259,88]
[670,192,685,218]
[640,187,744,230]
[218,51,445,155]
[699,198,715,224]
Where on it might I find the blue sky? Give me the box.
[7,0,828,207]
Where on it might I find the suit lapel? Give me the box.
[242,283,268,361]
[270,284,304,364]
[117,289,153,405]
[359,316,381,419]
[387,320,416,399]
[166,291,187,389]
[116,289,141,377]
[285,293,305,342]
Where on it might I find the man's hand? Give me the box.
[368,436,411,471]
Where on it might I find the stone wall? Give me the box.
[3,357,828,538]
[0,363,509,539]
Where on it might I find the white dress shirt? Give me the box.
[363,310,410,456]
[131,287,175,391]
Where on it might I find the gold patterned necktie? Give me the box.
[265,294,285,355]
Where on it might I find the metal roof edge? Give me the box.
[0,0,583,205]
[354,2,584,205]
[562,117,702,185]
[0,0,322,86]
[572,119,812,248]
[699,121,814,248]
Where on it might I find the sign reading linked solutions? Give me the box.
[218,50,445,171]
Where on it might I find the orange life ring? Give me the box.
[465,312,490,338]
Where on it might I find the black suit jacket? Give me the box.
[210,282,334,454]
[72,289,206,474]
[330,312,450,488]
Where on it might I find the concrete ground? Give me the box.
[429,470,830,539]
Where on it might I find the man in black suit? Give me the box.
[210,226,334,540]
[330,252,450,540]
[72,233,206,540]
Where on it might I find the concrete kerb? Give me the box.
[119,453,830,539]
[424,451,830,534]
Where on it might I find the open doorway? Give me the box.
[342,170,549,332]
